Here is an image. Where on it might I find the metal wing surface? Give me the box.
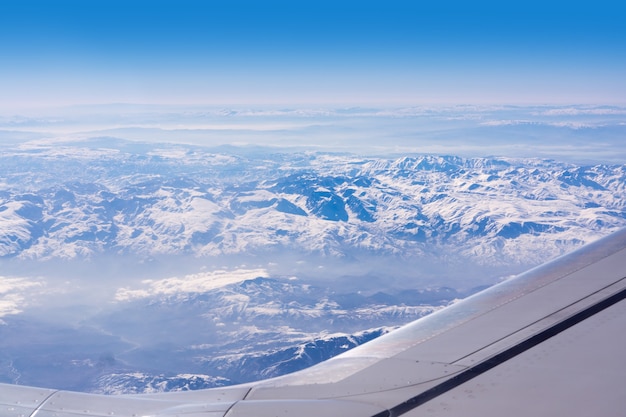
[2,228,626,417]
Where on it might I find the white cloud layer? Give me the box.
[0,276,43,321]
[115,268,269,301]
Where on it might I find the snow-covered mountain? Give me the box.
[1,139,625,266]
[89,327,390,394]
[0,275,460,393]
[1,137,626,394]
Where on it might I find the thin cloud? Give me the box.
[0,276,43,321]
[115,268,269,301]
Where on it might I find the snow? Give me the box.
[1,143,625,267]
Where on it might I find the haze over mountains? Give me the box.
[3,104,626,161]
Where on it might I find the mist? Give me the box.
[2,104,626,163]
[0,246,513,326]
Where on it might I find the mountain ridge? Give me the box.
[1,141,624,266]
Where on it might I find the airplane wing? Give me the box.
[2,228,626,417]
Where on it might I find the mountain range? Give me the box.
[1,137,625,393]
[1,138,624,267]
[0,275,466,393]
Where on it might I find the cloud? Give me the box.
[479,120,536,127]
[0,276,43,321]
[479,119,594,129]
[4,104,626,164]
[115,268,268,301]
[535,107,626,116]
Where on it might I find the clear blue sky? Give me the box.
[1,0,625,108]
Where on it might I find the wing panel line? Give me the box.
[450,277,626,365]
[371,283,626,417]
[28,390,59,417]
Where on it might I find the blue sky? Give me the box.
[1,1,625,108]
